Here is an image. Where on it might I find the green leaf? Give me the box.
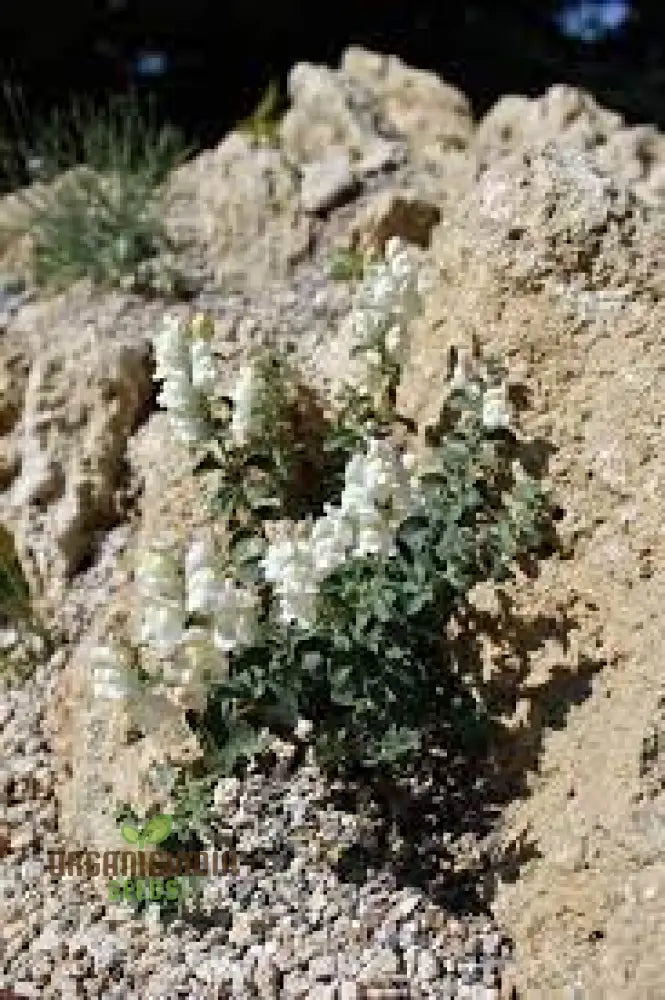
[120,823,141,845]
[214,719,270,774]
[142,814,173,845]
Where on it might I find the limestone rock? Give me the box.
[475,85,623,164]
[342,47,474,167]
[475,84,665,207]
[280,60,382,165]
[53,399,219,851]
[54,622,204,851]
[0,287,157,610]
[300,151,359,214]
[166,132,313,293]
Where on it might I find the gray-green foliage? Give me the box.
[1,88,191,293]
[197,375,552,780]
[197,351,355,531]
[328,247,366,282]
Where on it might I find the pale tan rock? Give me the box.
[475,85,622,164]
[300,150,358,214]
[0,190,35,282]
[396,120,665,998]
[475,83,665,207]
[0,288,156,609]
[166,131,313,292]
[342,47,473,160]
[53,393,223,851]
[280,61,377,164]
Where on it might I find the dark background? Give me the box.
[0,1,664,153]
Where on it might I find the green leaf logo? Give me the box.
[119,814,173,848]
[120,823,141,845]
[142,814,173,845]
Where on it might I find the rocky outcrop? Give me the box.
[341,47,474,163]
[166,47,476,296]
[0,286,157,613]
[475,83,665,207]
[167,132,313,293]
[396,127,665,997]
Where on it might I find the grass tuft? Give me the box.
[0,85,193,294]
[238,80,284,147]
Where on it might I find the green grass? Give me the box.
[0,85,193,294]
[238,80,284,147]
[0,523,29,621]
[0,523,48,683]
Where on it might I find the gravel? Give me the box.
[1,646,513,998]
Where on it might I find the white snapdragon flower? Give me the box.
[185,533,220,617]
[344,237,422,393]
[135,549,182,601]
[230,363,265,447]
[261,530,299,585]
[385,236,421,306]
[156,370,202,414]
[342,438,413,518]
[185,532,259,650]
[511,458,527,482]
[90,643,139,701]
[385,323,404,357]
[277,559,320,628]
[134,547,185,652]
[261,526,321,628]
[341,437,418,557]
[153,313,189,377]
[360,238,421,323]
[189,311,218,394]
[163,627,224,711]
[169,414,207,443]
[261,440,421,627]
[482,384,512,431]
[152,313,218,445]
[295,718,313,740]
[402,451,425,508]
[353,507,395,558]
[186,565,219,617]
[212,579,260,652]
[138,599,185,652]
[190,337,217,394]
[310,506,354,577]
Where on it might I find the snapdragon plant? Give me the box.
[100,238,555,847]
